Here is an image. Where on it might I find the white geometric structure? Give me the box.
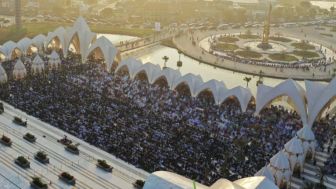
[13,59,27,80]
[172,73,203,97]
[66,17,96,59]
[115,57,143,77]
[86,36,119,71]
[152,67,181,88]
[17,37,33,55]
[268,151,291,187]
[195,79,227,105]
[210,179,245,189]
[233,176,279,189]
[305,79,336,128]
[49,51,61,70]
[219,86,253,112]
[296,126,316,159]
[143,171,278,189]
[0,65,7,84]
[255,166,275,183]
[31,55,45,74]
[255,79,307,126]
[143,171,209,189]
[0,41,21,60]
[132,63,162,82]
[46,27,67,54]
[32,34,46,52]
[284,136,304,173]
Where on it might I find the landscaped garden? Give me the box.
[13,116,27,127]
[269,53,298,62]
[291,42,315,50]
[238,34,260,39]
[23,132,36,143]
[65,144,79,155]
[30,177,48,189]
[293,50,320,58]
[269,36,292,43]
[97,159,113,172]
[212,43,239,52]
[0,135,12,146]
[217,36,239,43]
[59,172,76,185]
[15,156,30,169]
[34,151,49,164]
[235,50,262,59]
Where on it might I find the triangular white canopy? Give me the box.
[284,136,304,172]
[233,176,279,189]
[255,166,275,183]
[32,55,45,74]
[0,65,7,84]
[210,179,245,189]
[49,51,61,69]
[13,59,27,80]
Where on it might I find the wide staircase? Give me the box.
[290,140,336,189]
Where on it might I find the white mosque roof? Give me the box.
[270,151,290,170]
[297,126,315,141]
[0,64,7,83]
[143,171,208,189]
[284,136,304,155]
[233,176,279,189]
[255,79,307,126]
[255,166,275,183]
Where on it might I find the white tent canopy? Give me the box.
[13,59,27,80]
[143,171,208,189]
[233,176,279,189]
[17,37,33,55]
[115,57,143,77]
[269,151,291,186]
[284,136,304,172]
[133,62,162,83]
[195,79,228,105]
[255,79,307,126]
[210,179,245,189]
[255,166,275,183]
[305,79,336,128]
[86,36,118,71]
[172,73,203,97]
[0,65,8,84]
[49,51,61,70]
[32,34,46,51]
[31,55,45,74]
[296,127,316,159]
[0,41,20,60]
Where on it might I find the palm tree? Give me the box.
[243,77,252,88]
[162,56,169,69]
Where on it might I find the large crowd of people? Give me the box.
[0,57,335,185]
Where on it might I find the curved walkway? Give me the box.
[173,29,335,81]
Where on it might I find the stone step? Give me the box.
[302,171,320,183]
[316,151,330,159]
[324,175,336,188]
[290,177,303,189]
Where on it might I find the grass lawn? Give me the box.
[269,36,292,43]
[217,36,239,43]
[269,53,298,62]
[320,33,333,37]
[238,34,260,39]
[235,50,262,59]
[291,42,315,50]
[0,22,153,44]
[212,43,239,52]
[293,50,320,58]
